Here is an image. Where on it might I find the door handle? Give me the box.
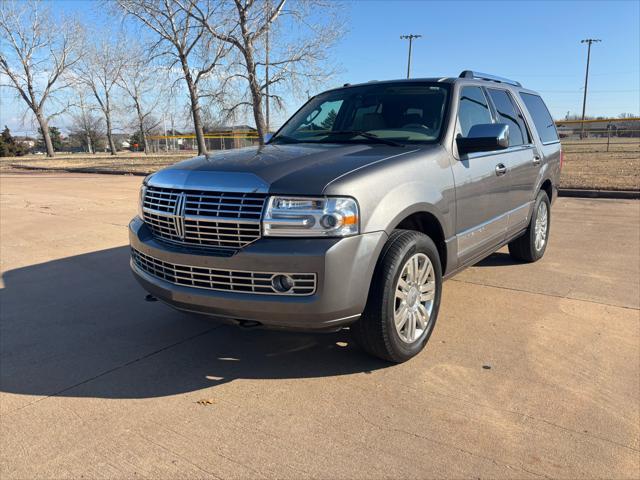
[495,163,507,176]
[533,155,542,165]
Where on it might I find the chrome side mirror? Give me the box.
[457,123,510,155]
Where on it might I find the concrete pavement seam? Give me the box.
[135,432,224,479]
[428,389,640,454]
[450,278,640,312]
[13,206,130,228]
[356,410,552,478]
[6,325,224,416]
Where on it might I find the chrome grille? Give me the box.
[142,186,266,249]
[132,248,316,296]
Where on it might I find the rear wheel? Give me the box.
[508,190,551,262]
[351,230,442,363]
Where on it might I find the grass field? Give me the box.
[2,139,638,190]
[561,138,639,190]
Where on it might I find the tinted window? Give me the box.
[487,89,529,146]
[458,86,492,137]
[520,93,559,143]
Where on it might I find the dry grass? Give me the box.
[561,139,639,190]
[0,151,194,176]
[2,140,639,191]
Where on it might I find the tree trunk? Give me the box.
[86,132,93,154]
[105,112,117,155]
[35,110,55,157]
[141,130,149,154]
[188,85,206,155]
[181,61,206,155]
[242,41,266,145]
[135,101,149,155]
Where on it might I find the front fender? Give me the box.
[323,148,457,238]
[367,183,453,236]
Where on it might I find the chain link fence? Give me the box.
[147,131,260,153]
[556,117,639,191]
[556,117,640,153]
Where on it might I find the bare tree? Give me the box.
[115,0,229,155]
[0,0,81,157]
[118,49,165,154]
[74,33,127,155]
[69,90,105,154]
[181,0,343,144]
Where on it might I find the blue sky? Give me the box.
[1,0,638,135]
[336,0,639,118]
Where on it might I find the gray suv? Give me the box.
[130,71,561,362]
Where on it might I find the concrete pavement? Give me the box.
[1,173,638,479]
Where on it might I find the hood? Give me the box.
[147,143,425,195]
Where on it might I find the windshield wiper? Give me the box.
[268,135,301,145]
[310,130,405,147]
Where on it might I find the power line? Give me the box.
[540,89,639,93]
[502,70,638,78]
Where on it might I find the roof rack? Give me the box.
[459,70,522,87]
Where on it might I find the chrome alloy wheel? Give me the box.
[534,201,548,252]
[394,253,436,344]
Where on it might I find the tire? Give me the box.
[351,230,442,363]
[508,190,551,262]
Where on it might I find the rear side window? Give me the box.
[457,86,492,137]
[487,89,529,146]
[520,93,559,144]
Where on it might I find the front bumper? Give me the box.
[129,217,387,331]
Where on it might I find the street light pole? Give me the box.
[580,38,601,139]
[400,34,422,79]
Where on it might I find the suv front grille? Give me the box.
[132,248,316,296]
[142,186,266,249]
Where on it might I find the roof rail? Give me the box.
[459,70,522,87]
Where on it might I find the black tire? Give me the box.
[351,230,442,363]
[508,190,551,262]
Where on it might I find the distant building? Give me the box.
[14,137,36,149]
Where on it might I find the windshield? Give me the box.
[272,82,450,146]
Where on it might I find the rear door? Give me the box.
[519,91,562,194]
[485,88,538,233]
[451,86,512,263]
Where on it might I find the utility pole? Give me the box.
[580,38,601,139]
[171,115,175,151]
[400,34,422,79]
[163,114,168,152]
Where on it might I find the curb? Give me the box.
[7,165,146,176]
[558,189,639,200]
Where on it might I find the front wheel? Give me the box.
[508,190,551,262]
[351,230,442,363]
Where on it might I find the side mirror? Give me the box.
[264,132,274,143]
[456,123,509,155]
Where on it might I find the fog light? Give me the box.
[271,274,295,293]
[320,213,340,229]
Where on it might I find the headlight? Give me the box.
[263,196,359,237]
[137,183,147,219]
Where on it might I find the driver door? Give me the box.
[451,86,511,264]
